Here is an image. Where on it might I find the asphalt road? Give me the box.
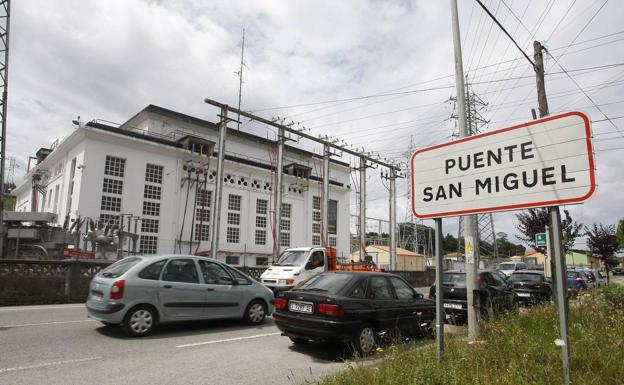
[0,303,365,385]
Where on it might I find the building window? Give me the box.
[228,194,242,211]
[53,185,60,214]
[280,232,290,247]
[312,196,321,245]
[141,218,159,234]
[256,216,266,228]
[99,214,119,226]
[256,199,268,215]
[195,224,210,241]
[143,185,161,200]
[103,178,124,195]
[104,155,126,177]
[280,203,291,248]
[145,164,164,184]
[256,257,268,266]
[196,189,212,207]
[226,256,240,265]
[140,235,158,254]
[328,199,338,234]
[101,196,122,212]
[255,229,266,245]
[329,236,337,247]
[226,227,239,243]
[227,212,240,226]
[196,208,210,222]
[143,201,160,216]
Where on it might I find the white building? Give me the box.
[12,105,352,265]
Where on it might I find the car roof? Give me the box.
[512,270,544,274]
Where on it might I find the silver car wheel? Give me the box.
[130,309,153,334]
[359,326,376,354]
[248,303,265,323]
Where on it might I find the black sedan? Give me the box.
[272,271,435,356]
[508,270,551,305]
[429,270,518,324]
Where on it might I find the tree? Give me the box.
[495,232,526,257]
[515,208,582,253]
[585,223,619,284]
[616,219,624,250]
[442,233,458,254]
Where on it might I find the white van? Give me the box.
[497,261,528,277]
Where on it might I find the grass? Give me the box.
[320,285,624,385]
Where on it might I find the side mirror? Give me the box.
[414,292,424,299]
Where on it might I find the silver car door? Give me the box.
[158,258,206,318]
[198,260,242,319]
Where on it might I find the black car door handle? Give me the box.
[206,288,214,291]
[163,285,172,289]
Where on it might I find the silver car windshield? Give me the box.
[274,250,308,266]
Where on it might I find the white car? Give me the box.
[496,261,528,277]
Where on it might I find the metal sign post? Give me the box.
[434,218,444,360]
[550,207,570,385]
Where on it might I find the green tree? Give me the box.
[443,233,458,253]
[586,223,619,284]
[616,219,624,250]
[515,208,582,253]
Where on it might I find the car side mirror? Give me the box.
[414,292,424,299]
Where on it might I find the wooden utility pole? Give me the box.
[534,40,570,385]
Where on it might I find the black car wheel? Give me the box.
[121,305,158,337]
[482,297,495,319]
[244,300,267,325]
[352,323,377,356]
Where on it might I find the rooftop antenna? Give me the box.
[234,28,246,130]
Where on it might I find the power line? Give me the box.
[475,0,535,68]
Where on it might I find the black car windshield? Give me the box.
[442,273,466,288]
[100,257,142,278]
[274,250,308,266]
[292,274,353,294]
[509,273,543,282]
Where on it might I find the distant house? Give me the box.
[523,250,546,266]
[566,250,590,267]
[351,245,425,271]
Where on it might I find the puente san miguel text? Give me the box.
[411,111,596,219]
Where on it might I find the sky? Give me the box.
[6,0,624,250]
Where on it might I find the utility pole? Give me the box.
[359,157,366,260]
[451,0,480,340]
[388,168,396,270]
[236,28,245,130]
[0,0,11,257]
[322,143,330,247]
[534,40,570,385]
[210,107,228,260]
[273,126,284,261]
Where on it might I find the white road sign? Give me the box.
[410,111,596,219]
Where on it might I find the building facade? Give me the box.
[12,105,351,265]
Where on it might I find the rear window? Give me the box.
[567,271,580,278]
[498,263,515,270]
[442,273,466,288]
[100,257,142,278]
[293,273,353,294]
[509,273,543,282]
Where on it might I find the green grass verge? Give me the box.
[321,286,624,385]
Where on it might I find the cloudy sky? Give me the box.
[7,0,624,249]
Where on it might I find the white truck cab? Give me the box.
[260,247,328,293]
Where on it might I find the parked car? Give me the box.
[613,266,624,275]
[496,262,528,277]
[507,270,551,306]
[583,268,607,287]
[566,269,589,295]
[273,271,435,356]
[86,255,275,336]
[429,270,518,324]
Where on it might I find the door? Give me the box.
[198,260,245,319]
[157,259,206,319]
[388,276,431,335]
[366,276,400,332]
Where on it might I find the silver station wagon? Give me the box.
[86,255,274,336]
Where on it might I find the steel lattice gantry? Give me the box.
[0,0,11,256]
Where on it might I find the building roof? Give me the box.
[366,245,424,257]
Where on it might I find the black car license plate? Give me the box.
[289,300,313,314]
